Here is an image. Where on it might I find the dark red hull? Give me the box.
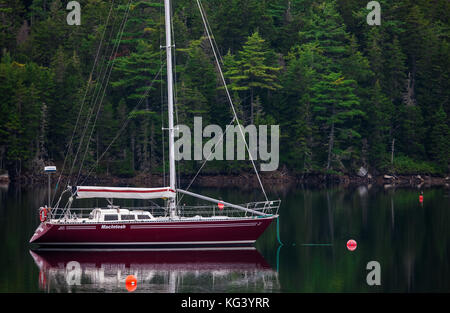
[29,216,276,246]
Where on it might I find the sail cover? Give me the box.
[75,186,176,199]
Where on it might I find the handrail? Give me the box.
[43,200,280,221]
[177,189,273,217]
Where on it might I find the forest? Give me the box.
[0,0,449,183]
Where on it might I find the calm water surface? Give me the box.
[0,183,449,292]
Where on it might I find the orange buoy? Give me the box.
[125,275,137,292]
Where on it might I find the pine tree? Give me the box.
[177,38,217,125]
[429,105,450,169]
[47,46,83,161]
[367,80,393,169]
[223,32,281,124]
[0,0,25,51]
[299,0,350,72]
[310,72,364,171]
[366,27,384,83]
[29,0,67,66]
[111,40,161,103]
[383,36,407,103]
[397,104,426,159]
[118,0,162,49]
[279,43,321,171]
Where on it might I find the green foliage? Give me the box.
[366,80,394,169]
[391,155,439,175]
[177,38,216,123]
[310,72,364,170]
[110,40,162,101]
[223,32,281,124]
[278,43,320,171]
[0,53,53,178]
[299,0,351,71]
[0,0,448,178]
[428,105,450,169]
[397,104,426,158]
[0,0,25,51]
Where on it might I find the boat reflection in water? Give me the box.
[30,248,279,293]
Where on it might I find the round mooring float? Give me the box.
[125,275,137,292]
[347,239,357,251]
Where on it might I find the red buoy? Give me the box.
[218,202,224,210]
[419,193,423,203]
[347,239,357,251]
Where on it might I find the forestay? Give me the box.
[75,186,175,200]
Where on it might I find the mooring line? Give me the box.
[276,217,284,246]
[276,244,282,274]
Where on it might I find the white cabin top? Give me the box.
[49,208,157,224]
[89,208,156,222]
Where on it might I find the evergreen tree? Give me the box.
[429,105,450,169]
[223,32,281,124]
[367,80,394,169]
[279,43,321,171]
[0,0,25,51]
[310,72,364,171]
[28,0,67,66]
[47,46,83,161]
[383,36,407,103]
[177,38,217,124]
[111,40,161,104]
[397,104,426,159]
[299,0,350,72]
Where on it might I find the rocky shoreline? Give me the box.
[3,170,449,189]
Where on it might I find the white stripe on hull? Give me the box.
[129,222,260,229]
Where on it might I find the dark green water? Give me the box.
[0,184,449,292]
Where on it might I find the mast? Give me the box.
[164,0,177,216]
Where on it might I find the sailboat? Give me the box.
[29,0,280,247]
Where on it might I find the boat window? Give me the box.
[137,215,150,220]
[104,214,118,221]
[120,214,135,220]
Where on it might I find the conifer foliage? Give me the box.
[0,0,448,180]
